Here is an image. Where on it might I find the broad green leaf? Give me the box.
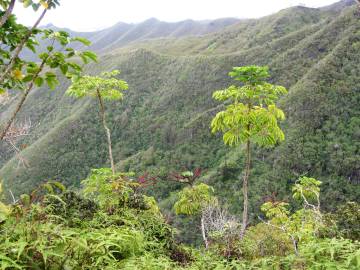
[34,77,44,87]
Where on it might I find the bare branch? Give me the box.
[0,54,47,141]
[9,189,18,204]
[2,119,31,168]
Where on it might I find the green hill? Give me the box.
[0,0,359,235]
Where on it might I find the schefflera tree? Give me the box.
[211,66,287,237]
[66,70,128,175]
[174,183,217,249]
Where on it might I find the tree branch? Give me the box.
[0,56,47,140]
[0,8,47,85]
[0,0,15,28]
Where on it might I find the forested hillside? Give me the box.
[1,0,359,208]
[0,0,359,268]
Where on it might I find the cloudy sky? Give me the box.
[14,0,340,31]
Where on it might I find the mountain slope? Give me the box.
[43,18,241,52]
[0,1,359,225]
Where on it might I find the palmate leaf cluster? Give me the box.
[211,66,287,147]
[174,183,216,215]
[81,168,138,209]
[66,70,128,100]
[292,176,322,202]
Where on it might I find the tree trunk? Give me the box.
[0,8,47,85]
[96,90,115,175]
[201,213,209,249]
[240,139,251,238]
[0,0,15,28]
[0,57,47,141]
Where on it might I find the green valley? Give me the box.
[0,0,359,268]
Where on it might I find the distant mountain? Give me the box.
[43,17,240,52]
[20,17,240,61]
[321,0,356,12]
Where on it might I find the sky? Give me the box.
[13,0,340,32]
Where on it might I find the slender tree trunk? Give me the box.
[240,139,251,238]
[96,89,115,175]
[201,213,209,249]
[240,102,253,238]
[0,57,47,141]
[0,8,47,85]
[0,0,15,28]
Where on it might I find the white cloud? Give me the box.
[13,0,340,31]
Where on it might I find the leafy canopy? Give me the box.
[174,183,216,215]
[0,4,96,94]
[211,66,287,147]
[66,70,128,100]
[292,176,322,202]
[81,168,137,209]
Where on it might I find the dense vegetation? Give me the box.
[0,0,359,268]
[0,170,359,269]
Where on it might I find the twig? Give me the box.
[0,0,15,28]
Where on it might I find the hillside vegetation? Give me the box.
[0,0,360,268]
[0,0,359,245]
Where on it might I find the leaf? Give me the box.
[22,75,33,83]
[20,194,30,206]
[49,181,66,193]
[16,240,28,260]
[45,72,59,90]
[31,3,40,11]
[43,183,54,194]
[0,254,22,269]
[23,0,32,8]
[82,51,97,62]
[40,1,48,9]
[72,37,91,46]
[39,52,49,61]
[34,77,44,87]
[60,64,68,75]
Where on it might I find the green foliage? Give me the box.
[331,201,360,241]
[0,181,10,222]
[81,168,137,209]
[174,183,216,215]
[66,70,128,100]
[211,66,287,147]
[0,175,179,269]
[1,171,359,269]
[259,177,327,258]
[292,176,322,203]
[0,19,96,93]
[241,223,293,259]
[0,3,359,256]
[2,5,359,218]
